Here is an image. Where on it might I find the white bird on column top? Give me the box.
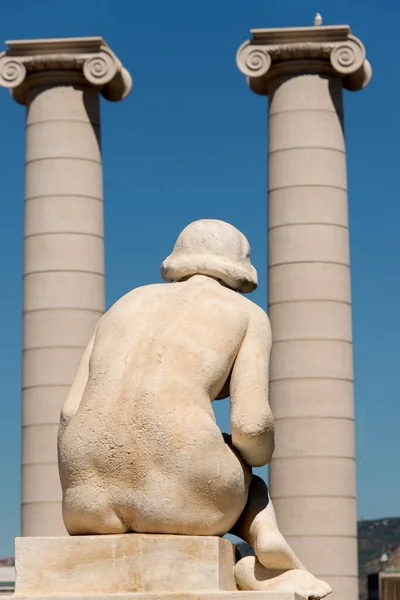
[314,12,323,26]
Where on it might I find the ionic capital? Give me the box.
[236,25,372,96]
[0,37,132,105]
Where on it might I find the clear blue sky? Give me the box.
[0,0,399,557]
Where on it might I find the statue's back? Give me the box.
[58,275,253,536]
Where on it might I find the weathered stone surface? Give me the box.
[14,534,236,595]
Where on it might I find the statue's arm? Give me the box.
[229,306,274,468]
[58,327,97,435]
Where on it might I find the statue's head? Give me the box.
[161,219,258,294]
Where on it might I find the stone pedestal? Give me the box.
[11,534,304,600]
[236,25,371,600]
[0,37,132,537]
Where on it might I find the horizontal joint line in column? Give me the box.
[269,261,350,269]
[26,118,100,127]
[25,193,103,203]
[269,109,344,118]
[268,184,347,193]
[23,384,71,390]
[23,346,86,353]
[22,500,60,505]
[269,147,345,156]
[22,426,58,431]
[24,269,104,277]
[270,377,354,383]
[284,534,357,539]
[272,494,356,500]
[24,307,103,315]
[25,157,102,166]
[271,454,355,460]
[269,299,351,307]
[273,338,352,344]
[268,222,348,232]
[23,461,57,467]
[24,231,104,241]
[274,416,354,422]
[23,425,59,430]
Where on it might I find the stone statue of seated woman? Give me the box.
[58,219,332,599]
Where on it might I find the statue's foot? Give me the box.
[254,530,304,571]
[235,556,332,599]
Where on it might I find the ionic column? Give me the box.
[237,25,371,600]
[0,37,132,536]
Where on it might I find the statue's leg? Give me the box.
[231,475,305,570]
[231,476,332,598]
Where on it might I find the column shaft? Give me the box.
[267,71,357,599]
[22,82,105,535]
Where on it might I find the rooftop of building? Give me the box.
[0,565,15,583]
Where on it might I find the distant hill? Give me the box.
[236,517,400,600]
[358,517,400,600]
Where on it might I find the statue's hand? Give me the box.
[222,432,253,476]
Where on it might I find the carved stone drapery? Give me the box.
[236,25,372,95]
[0,37,132,104]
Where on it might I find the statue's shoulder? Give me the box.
[234,295,271,331]
[233,292,269,318]
[105,282,169,314]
